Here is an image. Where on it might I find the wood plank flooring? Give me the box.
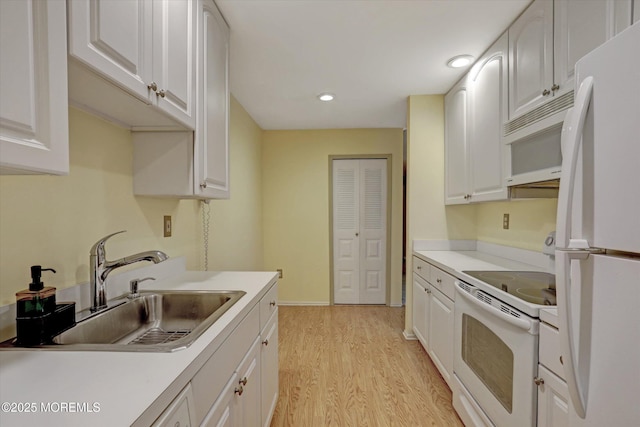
[270,306,464,426]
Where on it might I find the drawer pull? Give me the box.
[417,265,422,270]
[239,377,248,386]
[262,339,269,346]
[437,278,442,284]
[235,385,244,396]
[270,300,276,307]
[534,377,545,386]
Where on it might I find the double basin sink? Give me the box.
[41,290,245,352]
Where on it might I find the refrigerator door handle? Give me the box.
[557,249,590,418]
[556,76,594,248]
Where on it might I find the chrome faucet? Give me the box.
[89,231,168,312]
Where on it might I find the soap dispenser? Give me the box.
[15,266,76,346]
[16,266,57,317]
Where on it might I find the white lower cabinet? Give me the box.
[428,286,454,388]
[153,383,197,427]
[149,282,279,427]
[260,310,279,427]
[411,256,454,388]
[537,322,570,427]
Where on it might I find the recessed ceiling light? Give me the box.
[318,93,335,102]
[447,55,474,68]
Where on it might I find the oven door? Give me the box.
[454,281,538,427]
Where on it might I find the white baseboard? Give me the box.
[403,330,417,340]
[277,301,330,306]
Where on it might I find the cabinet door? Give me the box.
[635,0,640,23]
[196,0,230,198]
[201,373,239,427]
[260,310,279,427]
[152,383,197,427]
[444,77,470,205]
[67,0,153,102]
[0,0,69,175]
[554,0,633,99]
[468,32,509,203]
[508,0,553,120]
[536,364,570,427]
[428,287,454,388]
[412,274,430,350]
[237,338,261,427]
[153,0,197,128]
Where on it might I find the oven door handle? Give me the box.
[455,281,534,332]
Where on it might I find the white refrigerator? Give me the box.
[555,21,640,426]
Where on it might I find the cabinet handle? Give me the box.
[355,232,359,237]
[542,89,551,96]
[147,82,158,91]
[262,339,269,346]
[234,385,244,396]
[417,265,422,269]
[270,300,276,307]
[426,289,431,294]
[551,84,560,92]
[157,89,166,98]
[239,377,248,386]
[437,278,442,284]
[200,182,207,189]
[534,377,545,386]
[560,355,563,365]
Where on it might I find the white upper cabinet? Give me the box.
[467,33,509,203]
[635,0,639,22]
[0,0,69,175]
[196,0,230,199]
[68,0,196,129]
[445,33,508,205]
[444,77,470,205]
[554,0,633,100]
[132,0,230,200]
[508,0,554,121]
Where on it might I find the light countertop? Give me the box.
[0,271,278,427]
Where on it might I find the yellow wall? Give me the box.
[262,128,404,305]
[206,97,264,270]
[0,99,264,307]
[476,199,557,252]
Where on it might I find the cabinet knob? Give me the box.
[157,89,166,98]
[542,89,551,96]
[234,385,244,396]
[426,289,431,294]
[551,84,560,93]
[355,232,359,237]
[417,265,422,270]
[262,339,269,346]
[239,377,248,386]
[147,82,158,91]
[534,376,545,386]
[270,300,276,307]
[437,278,442,284]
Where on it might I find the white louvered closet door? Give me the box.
[333,159,387,304]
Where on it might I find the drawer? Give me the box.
[539,322,565,380]
[260,282,278,332]
[413,256,431,281]
[430,266,456,301]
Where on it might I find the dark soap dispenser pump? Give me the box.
[16,266,57,317]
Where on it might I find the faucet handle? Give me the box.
[90,230,127,257]
[128,277,155,298]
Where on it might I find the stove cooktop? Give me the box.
[462,271,557,306]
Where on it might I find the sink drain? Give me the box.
[128,328,191,345]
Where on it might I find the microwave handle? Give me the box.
[556,76,593,249]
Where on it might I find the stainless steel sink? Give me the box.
[45,290,245,352]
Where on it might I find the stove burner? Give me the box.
[463,271,556,306]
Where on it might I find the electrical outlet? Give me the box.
[503,213,510,230]
[277,269,283,279]
[164,215,172,237]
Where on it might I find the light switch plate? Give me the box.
[164,215,172,237]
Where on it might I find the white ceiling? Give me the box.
[215,0,531,130]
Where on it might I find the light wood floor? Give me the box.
[270,305,464,426]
